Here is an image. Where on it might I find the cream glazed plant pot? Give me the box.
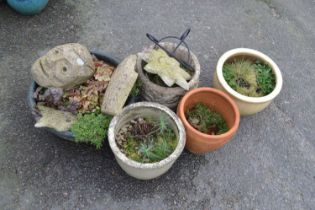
[213,48,283,116]
[108,102,186,180]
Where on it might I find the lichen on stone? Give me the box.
[143,49,191,90]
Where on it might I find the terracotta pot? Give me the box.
[108,102,186,180]
[177,87,240,154]
[213,48,283,116]
[136,42,200,110]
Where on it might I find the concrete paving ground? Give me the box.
[0,0,315,209]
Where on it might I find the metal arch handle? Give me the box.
[180,28,191,41]
[173,28,191,61]
[146,33,159,44]
[145,29,195,72]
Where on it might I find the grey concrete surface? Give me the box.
[0,0,314,209]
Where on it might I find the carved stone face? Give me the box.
[31,43,95,89]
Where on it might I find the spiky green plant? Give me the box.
[120,117,178,163]
[158,114,168,133]
[137,132,177,163]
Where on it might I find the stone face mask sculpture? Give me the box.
[31,43,95,89]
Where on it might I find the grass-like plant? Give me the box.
[117,115,178,163]
[223,60,276,97]
[71,112,112,149]
[186,103,228,135]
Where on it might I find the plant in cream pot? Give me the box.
[213,48,283,116]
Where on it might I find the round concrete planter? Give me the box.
[136,42,200,110]
[108,102,186,180]
[177,88,240,154]
[213,48,283,116]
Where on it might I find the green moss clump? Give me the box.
[223,60,276,97]
[71,112,112,149]
[186,103,228,135]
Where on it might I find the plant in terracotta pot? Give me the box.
[213,48,283,116]
[136,33,200,109]
[177,87,240,154]
[186,103,229,135]
[108,102,185,180]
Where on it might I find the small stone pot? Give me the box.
[177,88,240,154]
[136,42,200,110]
[108,102,186,180]
[213,48,283,116]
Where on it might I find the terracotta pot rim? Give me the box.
[178,87,240,141]
[216,48,283,103]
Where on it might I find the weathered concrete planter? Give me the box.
[108,102,186,180]
[136,42,200,110]
[213,48,283,116]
